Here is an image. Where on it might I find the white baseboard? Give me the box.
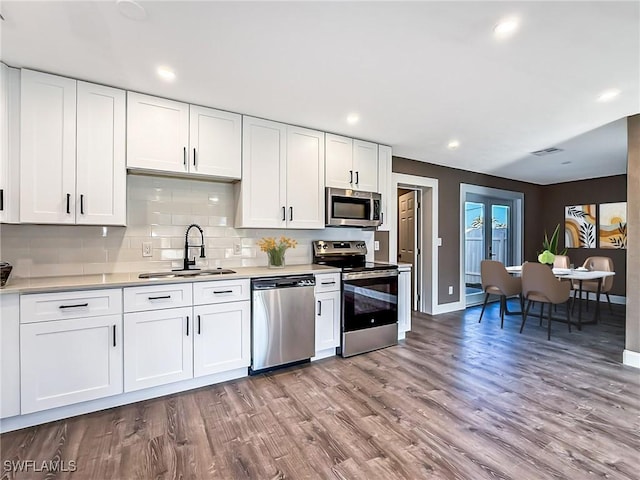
[431,300,465,315]
[623,349,640,369]
[573,292,626,305]
[311,348,337,361]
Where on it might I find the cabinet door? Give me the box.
[76,81,126,226]
[325,133,353,189]
[189,105,241,179]
[237,116,286,228]
[193,301,250,377]
[126,92,189,173]
[377,145,392,231]
[315,291,340,353]
[124,307,193,392]
[0,64,20,224]
[1,294,20,418]
[286,126,325,229]
[20,314,123,414]
[398,269,412,336]
[20,69,76,224]
[353,139,378,192]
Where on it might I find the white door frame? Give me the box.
[459,184,524,308]
[390,174,439,315]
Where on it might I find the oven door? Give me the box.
[342,270,398,332]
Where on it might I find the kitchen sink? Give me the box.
[138,269,236,279]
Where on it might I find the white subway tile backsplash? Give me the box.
[1,175,372,278]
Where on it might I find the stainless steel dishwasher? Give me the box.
[250,274,316,374]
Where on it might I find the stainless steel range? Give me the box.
[312,240,398,357]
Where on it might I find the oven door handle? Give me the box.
[342,270,398,281]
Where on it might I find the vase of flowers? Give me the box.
[538,224,567,265]
[258,236,297,268]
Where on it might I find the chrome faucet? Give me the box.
[176,224,205,271]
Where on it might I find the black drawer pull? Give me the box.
[113,325,117,347]
[148,295,171,300]
[213,290,233,294]
[321,281,336,285]
[197,315,201,334]
[59,303,88,309]
[317,300,322,316]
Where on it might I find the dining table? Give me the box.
[505,265,616,329]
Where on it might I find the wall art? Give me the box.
[598,202,627,249]
[565,204,596,248]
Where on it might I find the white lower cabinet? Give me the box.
[1,294,20,418]
[398,267,412,339]
[193,301,250,377]
[20,314,123,414]
[313,273,341,359]
[123,306,193,392]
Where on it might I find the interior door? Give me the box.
[465,194,514,305]
[398,191,416,306]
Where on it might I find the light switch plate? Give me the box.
[142,242,153,257]
[374,240,380,251]
[233,243,242,255]
[438,238,443,246]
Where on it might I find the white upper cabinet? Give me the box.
[20,69,77,224]
[0,63,20,224]
[126,92,189,173]
[189,105,241,178]
[325,134,378,192]
[127,92,241,180]
[377,144,392,231]
[19,69,126,225]
[286,126,325,229]
[236,117,324,229]
[76,81,126,225]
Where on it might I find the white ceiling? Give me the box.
[1,1,638,185]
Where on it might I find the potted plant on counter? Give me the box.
[538,224,567,265]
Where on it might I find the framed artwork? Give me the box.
[598,202,627,249]
[565,204,596,248]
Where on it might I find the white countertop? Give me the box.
[0,264,341,295]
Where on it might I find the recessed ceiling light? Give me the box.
[597,89,621,102]
[447,140,460,150]
[157,66,176,82]
[494,17,519,38]
[561,161,572,165]
[116,0,147,21]
[346,113,360,125]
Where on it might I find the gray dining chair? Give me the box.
[520,262,572,340]
[479,260,522,329]
[572,256,614,314]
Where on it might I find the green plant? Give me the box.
[538,224,567,264]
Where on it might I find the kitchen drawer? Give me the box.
[314,273,341,293]
[193,279,250,305]
[123,283,192,313]
[20,289,122,323]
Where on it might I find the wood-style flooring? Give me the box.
[2,301,638,479]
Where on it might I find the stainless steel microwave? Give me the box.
[326,187,382,228]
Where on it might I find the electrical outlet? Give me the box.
[448,285,454,295]
[374,240,380,251]
[142,242,153,257]
[233,243,242,255]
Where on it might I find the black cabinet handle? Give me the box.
[317,300,322,316]
[282,206,286,221]
[148,295,171,300]
[66,193,71,214]
[0,189,4,211]
[355,171,359,185]
[59,303,89,309]
[321,281,336,285]
[349,170,353,184]
[289,206,293,221]
[80,194,84,215]
[197,315,201,334]
[183,147,187,166]
[186,316,189,336]
[381,212,384,225]
[113,325,117,347]
[193,148,197,167]
[213,290,233,294]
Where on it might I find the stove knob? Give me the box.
[322,244,328,249]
